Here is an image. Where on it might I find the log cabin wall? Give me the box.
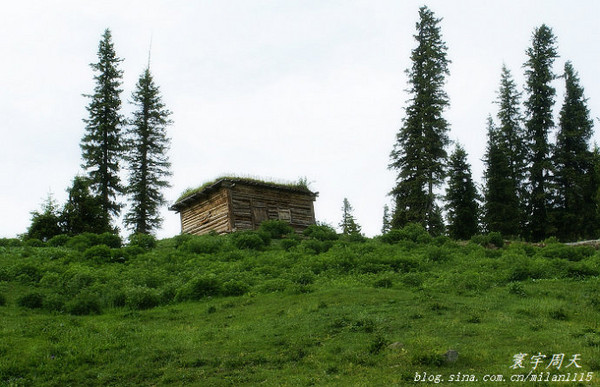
[229,183,316,233]
[179,188,232,235]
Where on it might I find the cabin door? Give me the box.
[252,207,268,227]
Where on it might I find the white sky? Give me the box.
[1,1,599,238]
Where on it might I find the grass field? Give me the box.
[1,225,599,386]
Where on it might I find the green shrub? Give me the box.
[62,267,97,295]
[303,224,338,241]
[17,292,45,309]
[47,234,70,247]
[12,263,42,283]
[381,223,431,244]
[231,231,267,250]
[259,220,294,239]
[83,244,113,263]
[373,276,394,288]
[0,293,6,306]
[0,238,22,247]
[128,233,157,250]
[181,235,223,254]
[24,238,45,247]
[97,232,122,248]
[177,275,222,301]
[43,294,65,313]
[66,233,99,251]
[126,287,162,310]
[280,237,300,251]
[221,280,249,296]
[507,282,527,297]
[470,232,504,248]
[66,292,102,315]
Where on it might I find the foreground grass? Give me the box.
[1,228,600,385]
[2,281,600,386]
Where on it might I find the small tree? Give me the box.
[381,204,392,234]
[339,198,362,236]
[482,116,520,236]
[62,176,106,235]
[444,144,479,240]
[124,67,173,234]
[26,194,62,241]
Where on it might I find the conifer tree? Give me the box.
[496,65,528,233]
[381,204,392,234]
[444,144,479,240]
[552,61,595,241]
[389,6,450,235]
[62,176,106,235]
[339,198,361,236]
[523,24,558,241]
[26,194,63,241]
[80,29,125,231]
[483,116,521,236]
[124,67,173,234]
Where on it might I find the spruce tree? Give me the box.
[62,176,106,235]
[552,61,595,241]
[124,67,173,235]
[80,28,125,231]
[26,194,63,241]
[339,198,361,236]
[483,116,521,236]
[444,144,479,240]
[381,204,392,234]
[496,65,528,233]
[523,24,558,241]
[389,6,450,234]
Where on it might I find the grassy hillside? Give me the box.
[1,225,599,386]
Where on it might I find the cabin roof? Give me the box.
[169,176,317,212]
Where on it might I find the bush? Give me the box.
[47,234,70,247]
[43,294,65,313]
[0,293,6,306]
[470,232,504,249]
[303,224,338,241]
[381,223,431,244]
[126,287,162,310]
[17,292,45,309]
[259,220,294,239]
[231,231,268,250]
[66,292,102,315]
[177,275,222,301]
[24,238,45,247]
[97,232,122,249]
[0,238,22,247]
[221,280,249,296]
[300,239,333,254]
[128,233,157,250]
[181,235,223,254]
[66,233,99,251]
[12,263,42,283]
[83,244,113,263]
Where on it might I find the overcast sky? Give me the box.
[2,1,599,239]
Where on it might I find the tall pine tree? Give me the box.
[389,6,450,235]
[80,28,125,231]
[523,24,558,241]
[124,67,173,235]
[483,116,521,236]
[496,65,528,233]
[444,144,479,240]
[552,61,595,241]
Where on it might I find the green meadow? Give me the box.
[1,224,599,386]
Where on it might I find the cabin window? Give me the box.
[278,209,291,222]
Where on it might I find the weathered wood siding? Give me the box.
[229,184,316,233]
[180,189,232,235]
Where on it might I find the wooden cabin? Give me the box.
[169,177,318,235]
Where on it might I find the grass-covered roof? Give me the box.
[171,175,314,210]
